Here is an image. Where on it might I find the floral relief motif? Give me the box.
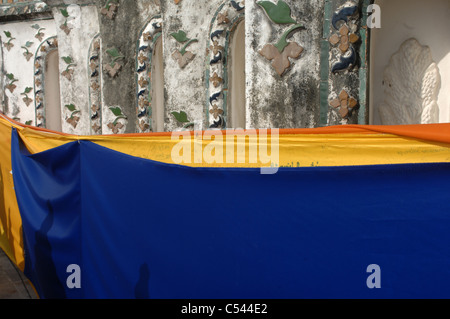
[5,73,18,93]
[257,0,306,76]
[3,31,15,51]
[21,41,34,61]
[65,104,81,128]
[21,87,33,107]
[329,89,359,119]
[259,42,303,77]
[209,104,224,120]
[32,24,46,42]
[171,30,198,69]
[104,47,124,78]
[330,4,359,73]
[107,106,127,134]
[138,120,150,132]
[210,72,223,88]
[59,8,72,35]
[217,11,230,25]
[61,56,77,81]
[329,24,359,54]
[107,122,124,134]
[101,0,119,20]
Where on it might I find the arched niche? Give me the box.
[228,20,246,129]
[34,36,60,129]
[206,0,245,129]
[136,15,163,133]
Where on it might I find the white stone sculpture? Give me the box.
[378,38,441,125]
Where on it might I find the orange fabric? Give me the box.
[3,113,450,145]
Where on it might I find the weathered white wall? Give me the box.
[370,0,450,124]
[246,0,323,129]
[162,0,221,131]
[52,4,100,134]
[0,18,57,126]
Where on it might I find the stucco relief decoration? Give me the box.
[107,106,128,134]
[101,0,119,20]
[104,47,124,78]
[60,8,72,35]
[21,41,34,61]
[65,104,81,128]
[3,31,15,51]
[0,2,49,17]
[89,36,102,134]
[5,73,18,93]
[206,0,244,129]
[171,30,198,69]
[32,24,46,42]
[329,3,359,73]
[61,56,77,81]
[329,88,358,119]
[136,16,162,133]
[378,38,441,125]
[257,0,306,77]
[21,87,33,107]
[34,37,58,128]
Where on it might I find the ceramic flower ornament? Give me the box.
[171,30,198,69]
[257,0,306,76]
[105,47,125,78]
[22,41,34,61]
[5,73,18,93]
[3,31,15,51]
[61,56,77,81]
[101,0,119,20]
[65,104,81,128]
[21,87,33,107]
[108,106,128,134]
[31,24,46,42]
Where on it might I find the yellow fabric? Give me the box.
[13,123,450,168]
[1,116,450,270]
[0,121,24,269]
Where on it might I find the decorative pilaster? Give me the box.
[206,0,245,129]
[320,0,370,126]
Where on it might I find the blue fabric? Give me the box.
[11,129,450,298]
[11,129,81,299]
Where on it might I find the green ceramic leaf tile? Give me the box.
[171,31,189,43]
[257,0,297,24]
[109,107,123,117]
[62,56,73,64]
[60,8,69,18]
[65,104,76,112]
[171,111,189,123]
